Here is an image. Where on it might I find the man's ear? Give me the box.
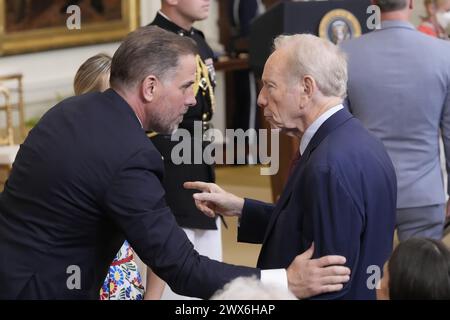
[141,75,157,103]
[409,0,414,10]
[164,0,179,6]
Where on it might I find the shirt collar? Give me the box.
[380,20,415,31]
[135,115,143,128]
[299,104,344,156]
[158,10,171,22]
[157,11,194,36]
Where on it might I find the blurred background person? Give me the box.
[148,0,221,300]
[74,53,165,300]
[377,238,450,300]
[418,0,450,39]
[74,53,111,95]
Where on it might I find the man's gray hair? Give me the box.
[374,0,408,12]
[110,26,198,89]
[274,34,348,99]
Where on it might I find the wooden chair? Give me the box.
[0,74,26,140]
[0,85,14,146]
[0,83,21,176]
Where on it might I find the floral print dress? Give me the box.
[100,241,145,300]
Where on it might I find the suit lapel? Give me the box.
[260,109,354,245]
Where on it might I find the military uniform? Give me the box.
[149,13,219,231]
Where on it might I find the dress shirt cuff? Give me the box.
[261,269,288,290]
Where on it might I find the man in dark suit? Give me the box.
[187,34,397,300]
[0,27,351,300]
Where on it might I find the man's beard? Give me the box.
[148,111,180,134]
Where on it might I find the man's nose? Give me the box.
[257,89,267,109]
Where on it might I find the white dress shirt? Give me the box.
[300,104,344,155]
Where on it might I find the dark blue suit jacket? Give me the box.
[238,109,396,300]
[0,89,258,299]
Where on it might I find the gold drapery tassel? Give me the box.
[194,54,216,116]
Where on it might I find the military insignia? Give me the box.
[204,58,217,86]
[319,9,362,45]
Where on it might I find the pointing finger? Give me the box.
[184,181,212,192]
